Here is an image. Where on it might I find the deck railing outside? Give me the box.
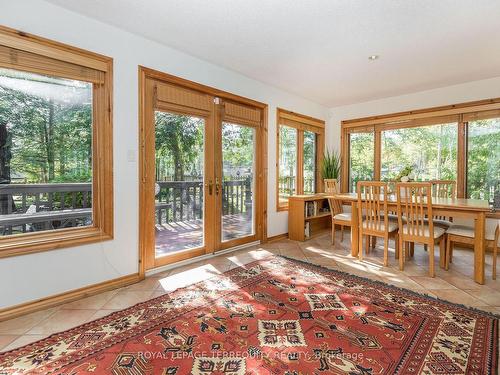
[278,176,314,196]
[155,178,253,225]
[0,179,254,234]
[0,183,92,235]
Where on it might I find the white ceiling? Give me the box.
[46,0,500,106]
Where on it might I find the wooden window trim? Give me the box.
[0,26,113,258]
[340,98,500,217]
[276,108,325,211]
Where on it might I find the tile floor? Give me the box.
[1,231,499,353]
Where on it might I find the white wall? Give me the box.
[326,76,500,152]
[0,0,328,308]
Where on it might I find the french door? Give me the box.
[139,68,266,270]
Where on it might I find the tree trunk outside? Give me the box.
[59,133,66,177]
[436,125,443,179]
[47,99,55,181]
[0,122,14,214]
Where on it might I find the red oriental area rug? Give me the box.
[0,256,498,374]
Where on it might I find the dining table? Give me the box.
[327,192,492,284]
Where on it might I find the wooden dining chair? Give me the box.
[357,181,399,266]
[429,180,456,228]
[396,182,446,277]
[325,179,352,244]
[421,180,457,253]
[431,180,457,199]
[445,220,499,279]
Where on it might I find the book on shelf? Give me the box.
[305,201,315,217]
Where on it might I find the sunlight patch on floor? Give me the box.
[157,264,221,292]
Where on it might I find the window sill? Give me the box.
[0,226,113,259]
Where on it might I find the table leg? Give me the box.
[439,237,445,269]
[351,201,359,257]
[474,212,486,285]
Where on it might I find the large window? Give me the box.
[303,130,316,194]
[381,123,457,182]
[0,27,113,257]
[1,69,93,232]
[341,101,500,211]
[276,108,324,210]
[466,117,500,204]
[349,130,374,192]
[278,125,297,204]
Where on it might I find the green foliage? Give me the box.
[50,171,92,183]
[381,124,457,181]
[279,125,297,177]
[467,119,500,202]
[303,131,316,193]
[350,132,374,191]
[154,112,204,181]
[321,149,340,180]
[348,121,499,203]
[0,69,92,184]
[154,115,257,183]
[222,123,254,179]
[278,126,297,197]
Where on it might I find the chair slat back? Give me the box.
[357,181,388,232]
[386,180,398,214]
[430,180,456,221]
[325,179,343,215]
[396,182,433,238]
[387,180,397,195]
[431,180,456,198]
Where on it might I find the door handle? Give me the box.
[215,178,220,195]
[206,180,213,195]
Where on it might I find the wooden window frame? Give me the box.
[0,25,113,258]
[276,108,325,211]
[340,97,500,217]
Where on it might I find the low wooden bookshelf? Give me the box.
[288,193,331,241]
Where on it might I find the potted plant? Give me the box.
[322,149,341,187]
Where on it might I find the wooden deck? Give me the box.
[155,213,253,256]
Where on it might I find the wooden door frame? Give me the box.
[138,66,268,276]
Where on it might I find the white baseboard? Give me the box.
[145,241,261,277]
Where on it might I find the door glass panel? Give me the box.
[349,131,374,192]
[154,111,205,257]
[221,122,255,241]
[381,123,457,182]
[303,131,316,194]
[467,118,500,208]
[278,125,297,205]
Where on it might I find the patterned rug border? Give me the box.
[279,255,500,320]
[1,253,498,370]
